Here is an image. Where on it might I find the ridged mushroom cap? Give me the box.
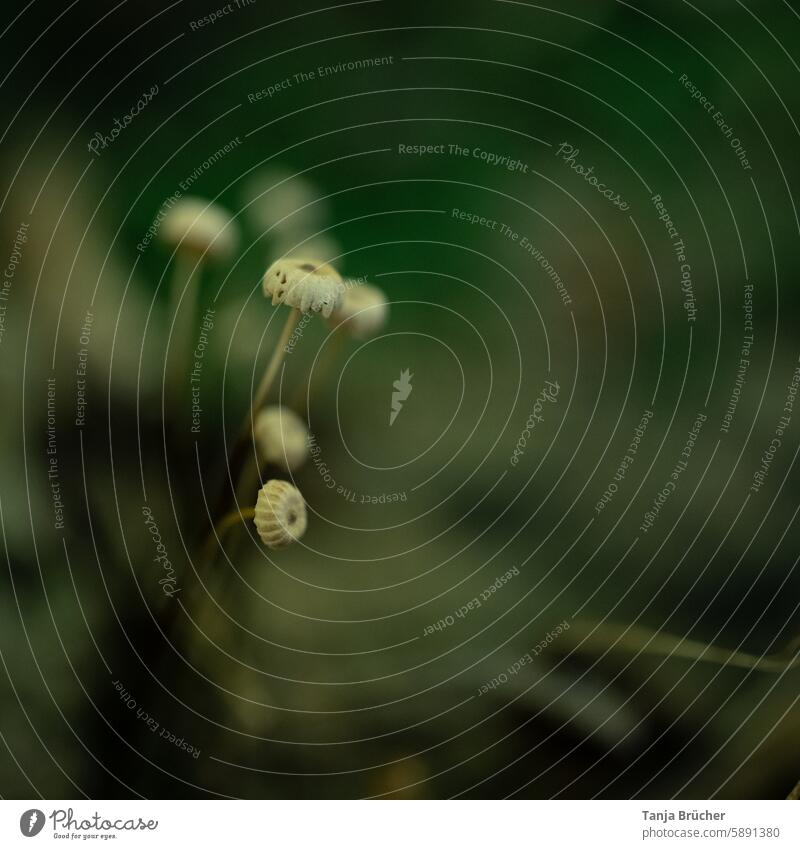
[262,257,343,318]
[254,480,307,548]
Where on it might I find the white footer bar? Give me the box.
[2,800,798,848]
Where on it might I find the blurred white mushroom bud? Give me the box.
[160,196,239,260]
[274,234,342,267]
[262,257,344,318]
[254,480,307,548]
[328,282,389,339]
[254,405,309,471]
[241,167,329,234]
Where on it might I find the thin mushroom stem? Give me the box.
[236,455,264,508]
[213,307,299,524]
[167,251,201,412]
[200,507,256,566]
[245,307,300,429]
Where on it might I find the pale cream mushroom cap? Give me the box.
[241,167,329,234]
[254,480,307,549]
[262,257,344,318]
[254,406,309,471]
[160,196,239,260]
[328,283,389,339]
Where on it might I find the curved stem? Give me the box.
[569,620,800,672]
[216,506,256,539]
[245,307,300,432]
[236,456,264,508]
[200,507,256,567]
[167,251,201,413]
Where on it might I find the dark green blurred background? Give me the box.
[1,0,799,799]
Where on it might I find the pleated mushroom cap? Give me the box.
[254,480,307,548]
